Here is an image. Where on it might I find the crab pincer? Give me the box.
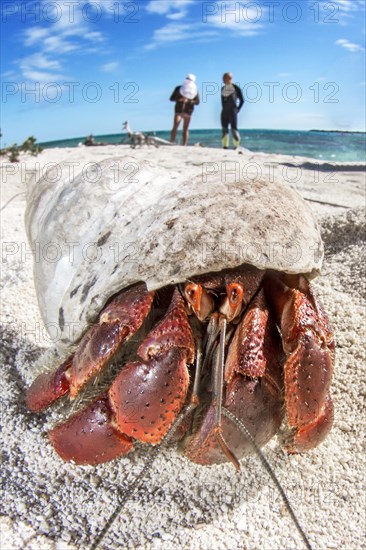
[39,289,194,464]
[26,284,154,412]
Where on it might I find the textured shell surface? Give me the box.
[25,155,323,348]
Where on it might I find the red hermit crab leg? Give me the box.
[25,355,73,413]
[26,284,154,412]
[183,288,284,466]
[47,289,194,465]
[265,275,334,452]
[223,290,284,450]
[210,281,280,471]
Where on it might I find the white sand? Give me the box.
[1,144,365,550]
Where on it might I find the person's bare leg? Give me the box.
[182,116,191,146]
[170,115,182,143]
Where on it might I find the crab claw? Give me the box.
[27,284,154,412]
[109,348,190,444]
[47,289,194,465]
[49,395,133,465]
[26,356,73,412]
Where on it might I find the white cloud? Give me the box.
[332,0,364,12]
[2,70,18,79]
[84,32,105,43]
[335,38,364,52]
[100,61,119,73]
[145,22,218,50]
[317,0,365,13]
[21,53,62,71]
[145,0,195,20]
[207,2,265,36]
[145,1,264,49]
[20,70,62,82]
[42,35,78,53]
[316,0,365,25]
[78,0,120,16]
[150,22,194,43]
[17,1,109,82]
[24,27,49,46]
[19,53,66,82]
[21,15,104,53]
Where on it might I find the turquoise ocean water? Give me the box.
[40,129,365,163]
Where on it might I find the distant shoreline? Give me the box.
[309,129,366,134]
[38,127,366,147]
[36,128,365,163]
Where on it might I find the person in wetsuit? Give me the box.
[170,74,200,146]
[221,72,244,149]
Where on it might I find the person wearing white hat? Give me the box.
[170,74,200,145]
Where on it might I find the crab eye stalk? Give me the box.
[220,283,244,321]
[183,283,214,321]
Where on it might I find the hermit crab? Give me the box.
[26,156,334,471]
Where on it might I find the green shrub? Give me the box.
[0,136,43,162]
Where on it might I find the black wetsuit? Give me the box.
[221,83,244,146]
[170,86,200,116]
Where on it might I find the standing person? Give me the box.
[221,72,244,149]
[170,74,200,146]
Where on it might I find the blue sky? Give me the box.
[1,0,365,144]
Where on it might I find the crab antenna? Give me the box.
[90,347,204,550]
[190,319,203,401]
[222,407,313,550]
[90,408,195,550]
[212,317,241,471]
[89,440,162,550]
[201,313,220,372]
[214,316,226,420]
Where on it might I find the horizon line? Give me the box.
[37,127,366,145]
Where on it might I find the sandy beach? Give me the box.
[1,144,365,550]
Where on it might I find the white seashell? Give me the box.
[25,156,323,348]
